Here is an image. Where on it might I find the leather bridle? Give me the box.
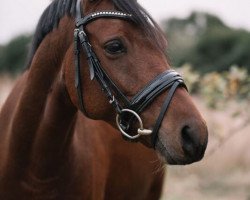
[74,0,187,148]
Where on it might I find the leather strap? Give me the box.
[130,70,186,113]
[151,81,181,147]
[74,29,86,113]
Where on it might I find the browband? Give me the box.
[76,11,134,27]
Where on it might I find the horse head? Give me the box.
[64,0,208,165]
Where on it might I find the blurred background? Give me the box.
[0,0,250,199]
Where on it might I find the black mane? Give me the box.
[27,0,166,68]
[27,0,77,67]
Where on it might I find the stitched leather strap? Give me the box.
[151,81,181,147]
[130,70,185,113]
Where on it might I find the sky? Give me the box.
[0,0,250,45]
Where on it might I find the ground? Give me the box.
[161,97,250,200]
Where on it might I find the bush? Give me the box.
[178,65,250,108]
[0,35,31,74]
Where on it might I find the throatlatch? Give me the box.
[74,0,187,148]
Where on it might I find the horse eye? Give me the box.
[104,40,126,55]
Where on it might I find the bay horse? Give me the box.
[0,0,208,199]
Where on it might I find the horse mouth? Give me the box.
[155,137,197,165]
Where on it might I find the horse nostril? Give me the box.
[181,125,201,160]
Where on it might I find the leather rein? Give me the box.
[74,0,187,148]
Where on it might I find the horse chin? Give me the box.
[155,138,201,166]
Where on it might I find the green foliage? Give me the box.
[0,35,31,74]
[164,12,250,74]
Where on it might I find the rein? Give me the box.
[74,0,187,148]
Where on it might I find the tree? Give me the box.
[163,12,250,73]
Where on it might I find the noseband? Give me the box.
[74,0,187,148]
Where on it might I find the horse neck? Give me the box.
[5,17,78,181]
